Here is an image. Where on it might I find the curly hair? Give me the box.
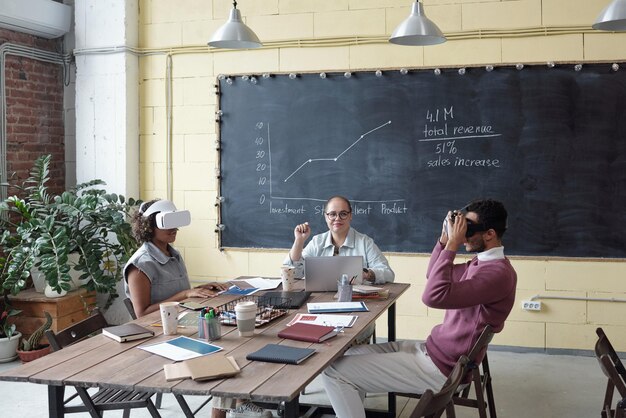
[130,199,159,243]
[465,199,508,238]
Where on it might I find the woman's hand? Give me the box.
[294,222,311,242]
[198,282,229,291]
[186,287,220,298]
[363,269,376,283]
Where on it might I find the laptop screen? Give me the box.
[304,256,364,292]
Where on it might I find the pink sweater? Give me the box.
[423,242,517,377]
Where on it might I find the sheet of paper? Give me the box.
[139,336,222,361]
[231,277,281,290]
[287,313,358,328]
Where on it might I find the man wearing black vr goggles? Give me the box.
[321,199,517,418]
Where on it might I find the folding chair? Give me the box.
[453,325,497,418]
[123,298,166,409]
[410,355,470,418]
[595,327,626,418]
[44,310,161,418]
[123,298,212,416]
[397,325,497,418]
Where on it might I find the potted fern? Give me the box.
[0,154,141,307]
[16,311,52,362]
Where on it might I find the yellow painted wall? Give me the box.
[137,0,626,351]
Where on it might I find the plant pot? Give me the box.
[0,332,22,363]
[32,253,85,293]
[31,265,47,293]
[16,344,51,363]
[44,284,67,298]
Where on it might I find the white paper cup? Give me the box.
[235,301,257,337]
[159,302,179,335]
[280,266,296,291]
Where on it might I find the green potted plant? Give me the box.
[16,311,52,362]
[0,154,141,307]
[0,295,22,362]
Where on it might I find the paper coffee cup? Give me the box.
[235,301,257,337]
[280,266,296,291]
[159,302,179,335]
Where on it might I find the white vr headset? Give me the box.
[141,200,191,229]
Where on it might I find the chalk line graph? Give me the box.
[264,120,405,204]
[283,120,392,183]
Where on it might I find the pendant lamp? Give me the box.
[593,0,626,31]
[389,0,446,46]
[208,1,262,49]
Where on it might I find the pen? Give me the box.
[349,275,357,284]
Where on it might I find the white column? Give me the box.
[74,0,139,197]
[74,0,139,324]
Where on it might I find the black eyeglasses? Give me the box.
[325,211,351,220]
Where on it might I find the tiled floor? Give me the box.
[0,349,606,417]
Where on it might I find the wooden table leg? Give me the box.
[48,385,65,418]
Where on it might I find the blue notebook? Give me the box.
[306,301,369,314]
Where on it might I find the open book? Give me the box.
[164,353,240,381]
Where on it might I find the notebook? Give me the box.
[278,322,338,343]
[246,343,316,365]
[163,353,240,382]
[304,256,363,292]
[307,301,369,313]
[257,291,312,309]
[102,323,155,342]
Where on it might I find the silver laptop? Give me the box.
[304,256,364,292]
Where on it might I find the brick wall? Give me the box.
[1,28,65,196]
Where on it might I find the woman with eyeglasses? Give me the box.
[285,195,394,284]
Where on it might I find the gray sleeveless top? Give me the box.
[123,242,191,304]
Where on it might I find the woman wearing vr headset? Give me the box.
[125,200,271,418]
[124,199,227,318]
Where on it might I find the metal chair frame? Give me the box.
[45,310,161,418]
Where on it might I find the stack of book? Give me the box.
[351,285,389,300]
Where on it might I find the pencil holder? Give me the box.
[198,316,207,339]
[337,283,353,302]
[208,317,221,340]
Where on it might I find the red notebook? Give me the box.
[278,322,338,343]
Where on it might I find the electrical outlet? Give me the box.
[521,300,542,311]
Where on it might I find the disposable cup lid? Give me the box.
[235,301,257,310]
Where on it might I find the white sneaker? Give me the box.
[226,401,272,418]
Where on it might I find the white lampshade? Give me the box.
[593,0,626,31]
[389,1,446,46]
[208,4,262,49]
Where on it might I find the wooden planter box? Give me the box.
[10,288,96,344]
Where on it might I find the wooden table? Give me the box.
[0,282,409,418]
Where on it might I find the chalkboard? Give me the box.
[218,64,626,258]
